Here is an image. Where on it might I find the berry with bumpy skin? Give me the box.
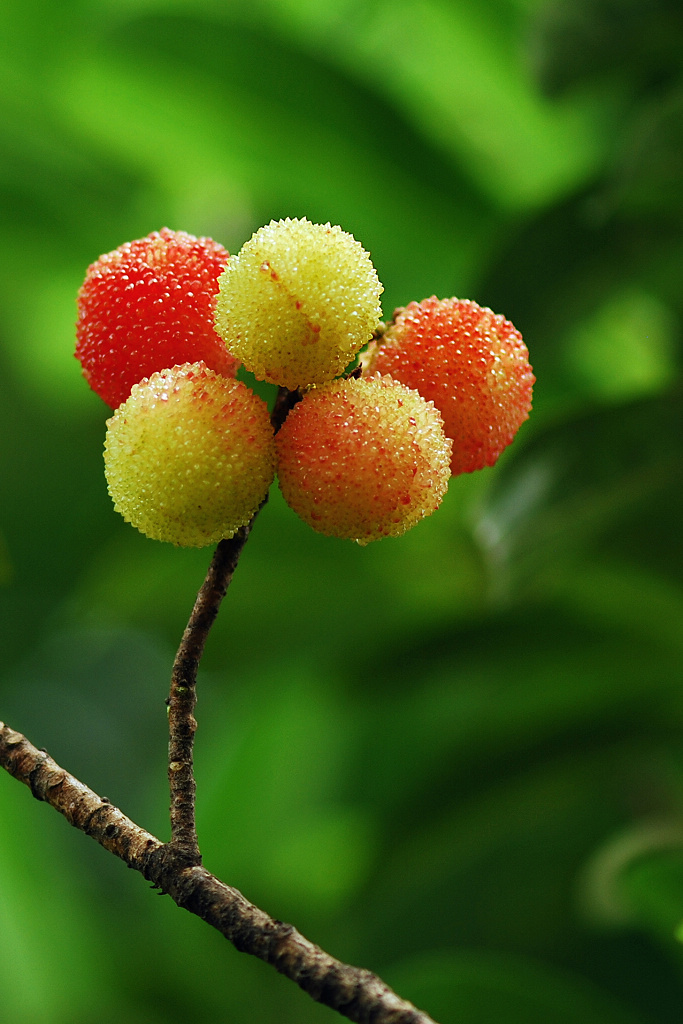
[104,363,275,547]
[361,297,534,475]
[76,228,239,409]
[276,375,452,544]
[214,217,383,390]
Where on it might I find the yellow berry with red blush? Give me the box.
[104,362,275,547]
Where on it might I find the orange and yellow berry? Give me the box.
[276,375,452,544]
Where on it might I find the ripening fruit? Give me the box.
[104,363,275,547]
[276,375,452,544]
[76,228,239,409]
[362,297,534,475]
[214,217,383,390]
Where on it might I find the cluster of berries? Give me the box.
[75,219,534,547]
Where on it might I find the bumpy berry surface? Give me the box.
[362,297,534,475]
[276,376,451,544]
[104,363,275,547]
[76,228,239,409]
[214,217,383,390]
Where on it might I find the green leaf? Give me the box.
[0,775,108,1022]
[196,666,377,918]
[475,388,683,597]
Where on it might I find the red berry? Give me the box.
[362,297,534,475]
[76,228,239,408]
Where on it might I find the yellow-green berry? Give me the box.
[214,218,383,390]
[275,375,451,544]
[104,362,275,547]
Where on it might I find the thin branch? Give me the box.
[0,721,440,1024]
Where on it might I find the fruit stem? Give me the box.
[165,387,297,861]
[167,526,255,860]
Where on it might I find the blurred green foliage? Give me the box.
[1,0,683,1021]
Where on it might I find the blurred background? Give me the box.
[1,0,683,1021]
